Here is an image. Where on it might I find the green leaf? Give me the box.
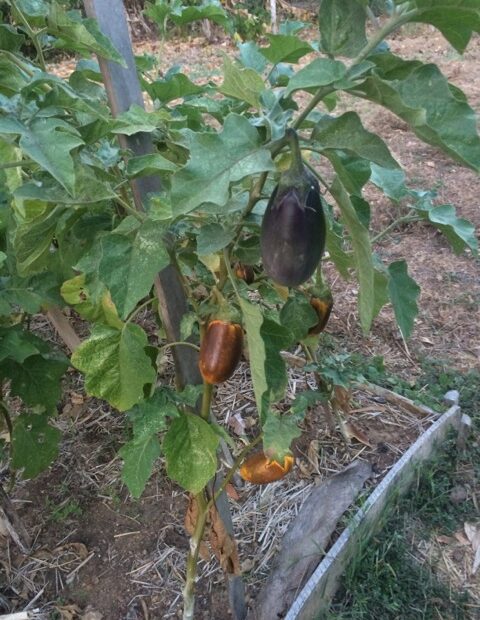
[12,413,61,479]
[279,294,318,342]
[263,411,302,461]
[0,25,25,52]
[404,0,480,54]
[330,178,374,333]
[146,1,231,31]
[48,2,126,65]
[370,163,408,201]
[387,260,420,339]
[0,273,62,315]
[238,41,267,73]
[5,353,68,410]
[12,204,63,276]
[126,153,178,178]
[147,73,204,104]
[0,326,45,364]
[163,413,219,494]
[326,151,371,196]
[111,105,168,135]
[171,114,274,215]
[312,112,399,169]
[196,223,235,255]
[240,299,290,422]
[319,0,367,58]
[71,323,156,411]
[119,389,179,498]
[94,219,170,319]
[120,435,160,499]
[260,34,313,64]
[284,58,346,96]
[220,57,265,109]
[356,54,480,171]
[426,204,477,255]
[61,274,123,328]
[0,117,83,194]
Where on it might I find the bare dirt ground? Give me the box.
[1,21,479,620]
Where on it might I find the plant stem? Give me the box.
[0,160,35,170]
[371,212,418,244]
[200,381,213,421]
[115,195,145,221]
[182,490,209,620]
[125,296,156,325]
[292,8,420,130]
[159,341,201,354]
[207,434,263,510]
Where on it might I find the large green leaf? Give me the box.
[119,389,179,498]
[78,218,170,319]
[147,73,204,104]
[260,34,313,64]
[311,112,399,169]
[110,105,168,135]
[355,54,480,171]
[12,204,64,276]
[12,413,61,479]
[279,294,318,342]
[240,299,290,422]
[71,323,156,411]
[48,2,126,65]
[126,153,178,178]
[145,0,231,31]
[387,260,420,339]
[0,273,62,315]
[220,57,265,109]
[0,117,84,193]
[238,41,268,73]
[0,25,25,52]
[196,223,235,255]
[404,0,480,54]
[284,58,346,96]
[263,411,302,461]
[163,413,219,494]
[370,163,408,201]
[0,325,47,364]
[171,114,274,215]
[330,178,374,332]
[5,353,68,410]
[319,0,367,58]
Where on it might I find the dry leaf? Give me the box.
[344,421,373,448]
[225,483,240,501]
[70,392,84,405]
[297,459,313,478]
[307,440,320,471]
[228,412,246,436]
[332,385,351,413]
[208,505,240,575]
[436,534,455,545]
[56,604,82,620]
[54,542,89,559]
[453,531,470,546]
[81,612,103,620]
[184,495,210,561]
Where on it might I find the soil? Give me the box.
[1,18,479,620]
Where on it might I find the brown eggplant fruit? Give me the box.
[239,451,294,485]
[199,320,243,384]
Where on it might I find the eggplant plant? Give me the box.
[0,0,478,617]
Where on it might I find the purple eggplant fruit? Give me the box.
[261,129,326,287]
